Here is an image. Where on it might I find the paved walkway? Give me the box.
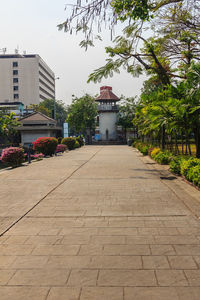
[0,146,200,299]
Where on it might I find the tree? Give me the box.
[117,96,137,139]
[66,94,98,135]
[30,99,68,125]
[0,111,20,145]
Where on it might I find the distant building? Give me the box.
[0,101,24,118]
[95,86,120,141]
[0,54,55,106]
[17,112,62,146]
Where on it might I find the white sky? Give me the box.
[0,0,147,105]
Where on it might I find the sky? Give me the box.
[0,0,147,105]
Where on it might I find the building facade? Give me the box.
[0,54,55,106]
[95,86,120,141]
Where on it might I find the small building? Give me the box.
[17,112,62,146]
[95,86,120,141]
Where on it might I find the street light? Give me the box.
[54,77,60,120]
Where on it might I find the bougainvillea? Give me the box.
[0,147,24,167]
[56,144,67,153]
[33,137,58,156]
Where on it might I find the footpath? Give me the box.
[0,145,200,300]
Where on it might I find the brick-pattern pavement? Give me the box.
[0,146,200,299]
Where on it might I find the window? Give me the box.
[13,70,18,75]
[13,78,18,83]
[13,86,18,91]
[14,94,19,99]
[13,62,18,67]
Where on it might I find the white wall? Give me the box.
[99,112,117,140]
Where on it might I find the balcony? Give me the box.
[98,104,119,112]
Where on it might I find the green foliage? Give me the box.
[76,136,84,147]
[111,0,150,21]
[67,94,97,135]
[33,137,58,156]
[187,165,200,187]
[151,148,161,159]
[169,156,185,175]
[154,151,172,164]
[180,158,200,178]
[61,137,76,150]
[74,140,80,149]
[0,111,20,144]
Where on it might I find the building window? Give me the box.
[13,70,18,75]
[13,62,18,67]
[14,94,19,99]
[13,86,18,91]
[13,78,18,83]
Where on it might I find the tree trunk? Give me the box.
[161,125,165,151]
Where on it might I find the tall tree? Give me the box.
[67,94,98,135]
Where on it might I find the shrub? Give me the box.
[187,165,200,187]
[140,145,149,155]
[154,151,172,164]
[33,137,58,156]
[169,156,185,175]
[76,136,84,147]
[61,137,76,150]
[74,140,80,148]
[31,153,44,161]
[151,147,161,159]
[180,158,200,178]
[0,147,24,167]
[56,144,67,153]
[57,137,62,144]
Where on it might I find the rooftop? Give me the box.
[96,86,120,102]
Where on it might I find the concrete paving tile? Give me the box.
[78,245,104,255]
[150,245,176,255]
[25,235,63,245]
[46,256,91,268]
[98,227,138,235]
[175,287,200,299]
[80,287,123,300]
[60,235,91,245]
[124,287,179,300]
[103,244,151,255]
[0,270,16,285]
[47,287,80,300]
[90,255,142,269]
[11,255,49,269]
[126,236,155,244]
[174,245,200,255]
[8,269,70,286]
[0,255,17,268]
[154,235,200,244]
[142,256,170,269]
[98,270,157,286]
[32,245,80,255]
[168,256,198,269]
[2,235,29,244]
[0,287,49,300]
[67,269,98,286]
[0,244,34,255]
[91,235,126,244]
[184,270,200,286]
[156,270,188,286]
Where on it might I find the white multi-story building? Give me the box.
[0,54,55,106]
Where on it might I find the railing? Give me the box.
[98,105,118,111]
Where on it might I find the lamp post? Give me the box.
[54,77,60,120]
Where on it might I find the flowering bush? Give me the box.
[76,136,84,147]
[61,137,76,150]
[151,148,161,159]
[33,137,58,156]
[31,153,44,161]
[56,144,67,153]
[74,140,80,148]
[0,147,24,167]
